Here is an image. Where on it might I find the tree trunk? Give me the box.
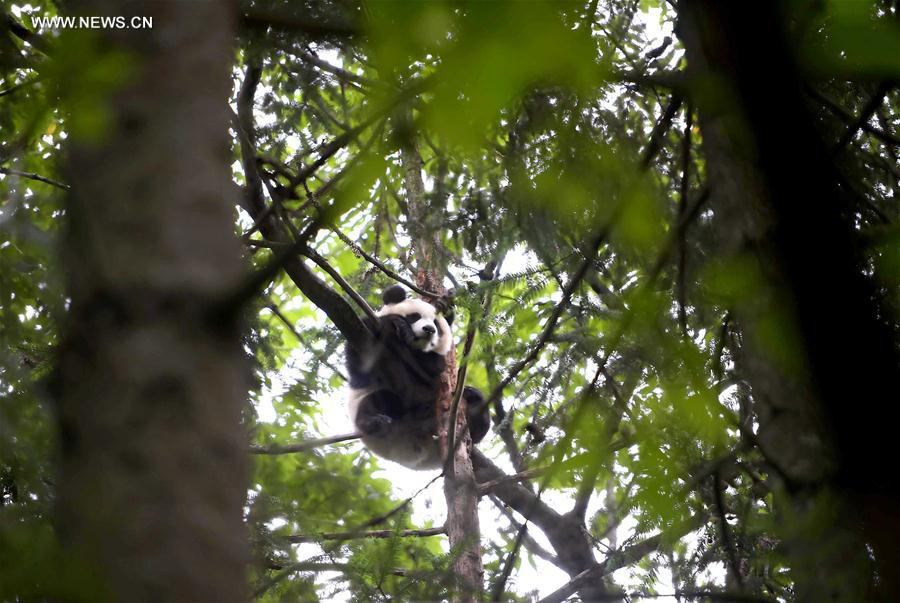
[678,2,900,599]
[55,3,248,602]
[401,139,484,602]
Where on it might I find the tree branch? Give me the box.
[240,10,359,39]
[834,81,894,151]
[231,60,371,350]
[610,69,686,92]
[301,245,378,323]
[713,470,744,589]
[536,513,708,603]
[472,450,606,600]
[488,495,561,567]
[570,368,629,520]
[640,93,683,168]
[477,467,547,495]
[249,432,360,455]
[808,86,900,149]
[356,474,443,530]
[282,526,445,543]
[490,516,530,602]
[297,47,373,87]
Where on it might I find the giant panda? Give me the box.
[346,284,490,470]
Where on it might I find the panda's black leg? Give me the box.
[356,412,393,436]
[354,395,395,436]
[463,385,491,444]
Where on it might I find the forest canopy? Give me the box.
[1,1,899,602]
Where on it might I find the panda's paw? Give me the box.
[384,315,415,345]
[357,413,393,436]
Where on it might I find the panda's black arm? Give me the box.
[463,386,491,444]
[413,349,447,378]
[345,316,382,388]
[375,315,446,384]
[347,314,445,405]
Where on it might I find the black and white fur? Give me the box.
[346,285,490,470]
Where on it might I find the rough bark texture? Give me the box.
[677,2,831,488]
[402,143,444,292]
[55,3,248,602]
[679,2,900,600]
[401,140,484,602]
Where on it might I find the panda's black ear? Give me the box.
[382,284,407,305]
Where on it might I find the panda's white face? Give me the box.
[377,298,452,355]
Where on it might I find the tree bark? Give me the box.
[678,2,900,599]
[55,3,248,601]
[401,138,484,602]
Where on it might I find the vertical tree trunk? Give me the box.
[676,4,832,488]
[678,2,900,599]
[401,140,484,602]
[55,3,248,602]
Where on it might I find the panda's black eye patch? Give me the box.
[404,313,421,324]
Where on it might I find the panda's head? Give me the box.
[377,285,452,356]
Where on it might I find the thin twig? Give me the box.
[253,561,348,598]
[478,467,547,495]
[301,245,378,322]
[0,167,69,190]
[0,75,42,98]
[486,223,616,408]
[356,473,443,530]
[330,225,439,298]
[266,299,348,381]
[490,518,529,601]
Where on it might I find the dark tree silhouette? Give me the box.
[53,3,249,601]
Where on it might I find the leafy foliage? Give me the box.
[2,0,899,600]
